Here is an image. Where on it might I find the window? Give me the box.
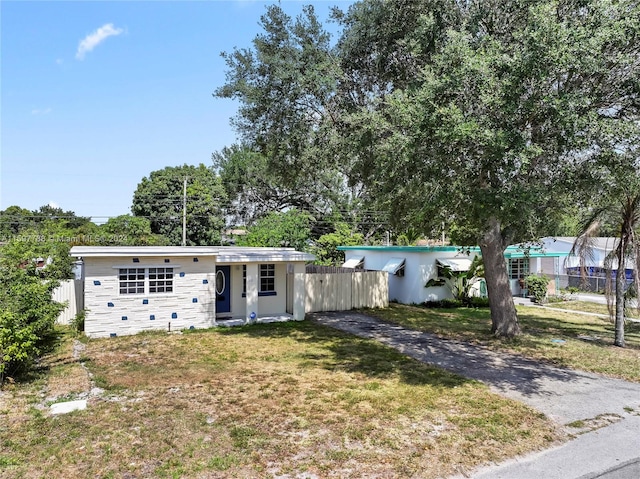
[260,264,275,292]
[242,265,247,294]
[119,268,145,295]
[119,267,174,295]
[509,259,529,279]
[149,267,173,293]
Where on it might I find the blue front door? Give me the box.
[215,266,231,314]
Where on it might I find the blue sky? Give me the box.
[1,0,352,222]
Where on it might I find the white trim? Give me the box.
[117,266,176,296]
[71,246,218,257]
[112,264,181,269]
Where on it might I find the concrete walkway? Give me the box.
[308,311,640,479]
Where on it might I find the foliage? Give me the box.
[425,255,485,306]
[312,222,364,265]
[424,299,464,309]
[525,275,550,304]
[237,209,312,252]
[99,215,168,246]
[570,175,640,347]
[0,204,93,243]
[214,5,386,240]
[332,0,640,337]
[218,0,640,338]
[70,309,86,335]
[0,237,71,381]
[131,164,228,246]
[396,227,423,246]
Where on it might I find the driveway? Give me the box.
[308,311,640,479]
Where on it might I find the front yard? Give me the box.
[371,303,640,382]
[1,320,559,479]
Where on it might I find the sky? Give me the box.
[1,0,353,222]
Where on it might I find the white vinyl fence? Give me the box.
[52,279,83,325]
[305,270,388,313]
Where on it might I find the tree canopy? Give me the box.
[131,164,228,246]
[217,0,640,337]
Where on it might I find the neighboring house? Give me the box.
[70,246,314,338]
[542,237,634,279]
[338,245,567,304]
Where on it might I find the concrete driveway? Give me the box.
[309,311,640,479]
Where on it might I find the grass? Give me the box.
[0,322,561,479]
[370,303,640,381]
[545,300,640,319]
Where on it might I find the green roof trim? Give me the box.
[337,245,478,253]
[337,245,568,257]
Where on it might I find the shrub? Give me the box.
[70,310,86,335]
[526,275,549,303]
[467,297,491,308]
[424,299,463,308]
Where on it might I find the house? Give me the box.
[69,246,314,338]
[541,237,633,278]
[338,244,567,304]
[541,236,633,291]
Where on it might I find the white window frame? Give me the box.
[508,259,529,279]
[259,264,276,293]
[117,266,175,295]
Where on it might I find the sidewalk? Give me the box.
[309,311,640,479]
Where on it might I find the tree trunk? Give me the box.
[614,244,626,348]
[479,220,521,337]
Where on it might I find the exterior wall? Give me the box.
[83,255,216,338]
[257,263,288,316]
[217,262,289,319]
[343,248,477,304]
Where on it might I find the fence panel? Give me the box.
[52,279,83,325]
[305,271,388,313]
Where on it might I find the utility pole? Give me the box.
[182,177,187,246]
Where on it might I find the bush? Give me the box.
[525,275,549,303]
[70,310,86,335]
[467,297,491,308]
[424,299,463,308]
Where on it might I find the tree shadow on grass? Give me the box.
[212,320,471,389]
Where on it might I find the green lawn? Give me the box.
[369,303,640,381]
[545,300,640,320]
[0,321,560,479]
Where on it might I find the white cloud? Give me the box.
[76,23,123,60]
[56,58,64,65]
[31,108,52,116]
[48,201,60,209]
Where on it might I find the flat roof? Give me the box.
[70,246,219,258]
[69,246,315,262]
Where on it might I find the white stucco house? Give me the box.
[541,237,632,277]
[70,246,314,338]
[338,244,567,304]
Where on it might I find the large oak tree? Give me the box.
[217,0,640,337]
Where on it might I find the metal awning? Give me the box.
[342,257,364,269]
[381,257,405,275]
[436,258,472,272]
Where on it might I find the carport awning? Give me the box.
[342,257,364,269]
[436,258,472,272]
[382,257,405,275]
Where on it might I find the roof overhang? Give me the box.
[70,246,219,258]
